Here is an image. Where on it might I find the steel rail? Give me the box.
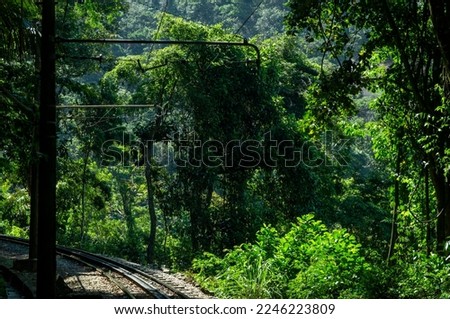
[56,246,170,299]
[55,250,136,299]
[0,235,186,299]
[65,248,191,299]
[0,235,165,298]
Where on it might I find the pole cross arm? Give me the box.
[56,37,261,69]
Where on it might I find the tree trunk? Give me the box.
[428,0,450,93]
[190,205,200,253]
[425,168,432,256]
[145,141,157,265]
[225,173,247,247]
[188,173,214,253]
[79,149,90,245]
[119,182,134,239]
[387,143,402,262]
[203,182,214,249]
[430,167,450,253]
[118,178,138,260]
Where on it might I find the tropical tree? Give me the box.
[1,0,40,259]
[286,0,450,255]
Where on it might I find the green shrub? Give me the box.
[396,253,450,298]
[286,228,372,298]
[193,214,375,298]
[8,225,29,239]
[193,244,286,298]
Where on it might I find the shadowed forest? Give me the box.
[2,0,450,298]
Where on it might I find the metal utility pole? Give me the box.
[37,0,57,298]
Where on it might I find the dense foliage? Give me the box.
[2,0,450,298]
[193,214,376,298]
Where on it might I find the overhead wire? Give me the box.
[153,0,169,44]
[235,0,264,35]
[58,107,157,132]
[145,0,169,64]
[56,2,260,116]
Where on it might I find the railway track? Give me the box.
[0,235,196,299]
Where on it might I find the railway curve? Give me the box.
[0,235,210,299]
